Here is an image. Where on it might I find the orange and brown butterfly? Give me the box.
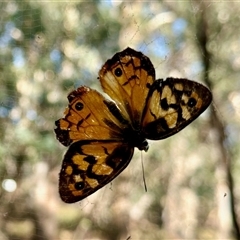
[54,47,212,203]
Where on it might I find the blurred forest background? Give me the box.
[0,1,240,239]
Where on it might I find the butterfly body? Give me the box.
[55,47,212,203]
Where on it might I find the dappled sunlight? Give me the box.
[0,1,239,239]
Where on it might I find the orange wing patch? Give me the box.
[99,48,155,126]
[55,86,128,146]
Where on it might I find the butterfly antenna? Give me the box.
[141,152,147,192]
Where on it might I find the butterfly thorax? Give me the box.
[122,126,149,152]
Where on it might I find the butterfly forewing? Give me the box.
[55,86,127,146]
[59,140,134,203]
[142,77,212,140]
[99,47,155,126]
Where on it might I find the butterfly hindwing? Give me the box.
[99,47,155,126]
[59,140,134,203]
[142,77,212,140]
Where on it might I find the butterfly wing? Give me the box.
[59,140,134,203]
[55,86,128,147]
[55,86,135,202]
[99,47,155,127]
[142,77,212,140]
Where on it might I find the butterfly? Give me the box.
[54,47,212,203]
